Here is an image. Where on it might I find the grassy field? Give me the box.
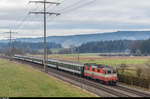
[0,59,97,97]
[79,58,149,66]
[31,54,150,66]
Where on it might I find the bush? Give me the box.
[118,74,150,89]
[136,67,142,78]
[120,64,128,74]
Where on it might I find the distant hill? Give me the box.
[1,31,150,48]
[0,42,62,49]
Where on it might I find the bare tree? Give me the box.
[136,67,142,78]
[120,64,128,74]
[136,49,142,56]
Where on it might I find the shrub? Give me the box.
[136,67,142,78]
[118,74,150,89]
[120,64,128,74]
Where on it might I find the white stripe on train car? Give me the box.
[60,62,84,67]
[47,64,57,68]
[26,59,32,62]
[58,67,81,74]
[33,61,42,64]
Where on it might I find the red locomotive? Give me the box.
[84,63,117,85]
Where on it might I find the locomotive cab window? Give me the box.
[113,69,117,74]
[106,70,111,74]
[92,68,95,71]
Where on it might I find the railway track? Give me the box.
[1,56,150,97]
[113,85,150,97]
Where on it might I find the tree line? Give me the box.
[130,39,150,56]
[0,41,62,55]
[73,39,150,56]
[1,39,150,56]
[0,41,62,49]
[76,40,132,53]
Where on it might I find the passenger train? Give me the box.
[14,55,118,85]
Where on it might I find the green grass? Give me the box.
[48,53,101,58]
[79,59,149,66]
[0,59,97,97]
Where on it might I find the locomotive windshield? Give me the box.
[107,70,111,74]
[113,69,117,74]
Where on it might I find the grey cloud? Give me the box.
[1,0,150,39]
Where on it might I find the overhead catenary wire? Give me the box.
[14,3,45,42]
[14,0,97,37]
[46,0,97,24]
[14,0,64,40]
[44,0,97,36]
[46,0,86,21]
[15,4,42,31]
[60,0,97,14]
[57,0,87,13]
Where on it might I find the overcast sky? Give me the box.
[1,0,150,39]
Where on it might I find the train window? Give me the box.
[92,68,95,71]
[77,67,79,71]
[79,67,81,71]
[77,67,80,71]
[78,67,80,71]
[98,69,100,72]
[107,70,111,74]
[61,63,64,67]
[73,65,75,70]
[69,65,72,69]
[67,64,69,68]
[54,62,57,65]
[74,66,76,70]
[72,65,75,69]
[113,70,117,74]
[88,67,90,70]
[66,64,68,68]
[65,64,68,68]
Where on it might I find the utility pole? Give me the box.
[29,0,60,73]
[4,30,17,60]
[77,47,80,63]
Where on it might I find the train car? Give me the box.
[47,59,83,73]
[14,55,43,64]
[14,55,84,75]
[47,59,59,68]
[56,61,84,76]
[84,63,117,85]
